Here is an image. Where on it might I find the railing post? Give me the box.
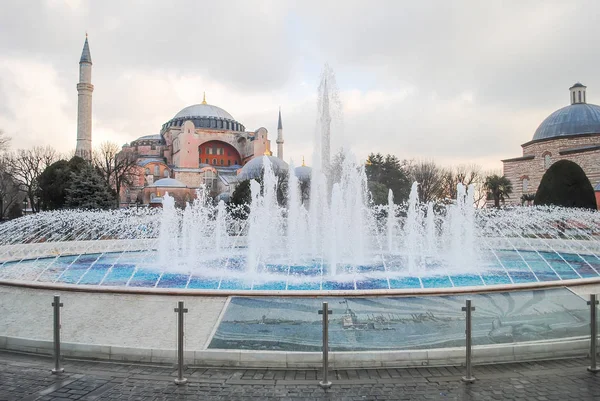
[318,301,333,389]
[588,294,599,373]
[462,299,476,383]
[174,300,188,385]
[51,295,64,374]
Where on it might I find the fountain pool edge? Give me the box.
[1,276,600,296]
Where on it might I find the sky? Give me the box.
[1,0,599,171]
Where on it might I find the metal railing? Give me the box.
[46,294,599,386]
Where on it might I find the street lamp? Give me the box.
[22,199,27,215]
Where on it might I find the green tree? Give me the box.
[38,156,87,210]
[231,179,251,205]
[366,153,411,204]
[484,174,513,208]
[65,164,115,210]
[368,181,389,205]
[534,160,596,209]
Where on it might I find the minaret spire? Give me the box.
[276,107,284,160]
[75,34,94,160]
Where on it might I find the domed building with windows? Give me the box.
[70,36,289,207]
[502,83,600,207]
[119,94,286,206]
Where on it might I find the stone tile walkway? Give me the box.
[1,351,599,400]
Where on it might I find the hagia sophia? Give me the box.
[74,36,293,207]
[502,83,600,206]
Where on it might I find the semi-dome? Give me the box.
[532,83,600,141]
[173,104,235,121]
[238,155,289,180]
[149,178,187,188]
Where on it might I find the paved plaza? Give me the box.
[1,351,599,400]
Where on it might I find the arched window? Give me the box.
[579,91,582,103]
[522,177,529,192]
[203,170,217,190]
[154,165,160,176]
[145,168,150,175]
[544,153,552,169]
[212,158,217,165]
[164,170,169,178]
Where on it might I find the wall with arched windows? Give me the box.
[142,161,170,185]
[503,134,600,208]
[199,140,242,167]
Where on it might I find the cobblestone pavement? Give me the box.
[1,351,599,400]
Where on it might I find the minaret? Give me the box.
[276,108,284,160]
[75,34,94,160]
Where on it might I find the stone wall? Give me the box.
[503,134,600,205]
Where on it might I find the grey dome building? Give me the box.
[238,155,289,180]
[502,83,600,208]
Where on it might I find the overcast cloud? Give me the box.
[1,0,599,170]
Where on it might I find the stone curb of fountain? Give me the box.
[2,277,600,297]
[0,334,590,369]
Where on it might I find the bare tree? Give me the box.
[442,164,485,205]
[0,130,11,153]
[0,154,21,219]
[408,160,445,203]
[93,141,139,208]
[7,146,57,212]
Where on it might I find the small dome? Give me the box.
[149,178,187,188]
[216,192,231,203]
[238,156,289,180]
[532,103,600,141]
[173,104,235,121]
[294,165,312,182]
[134,134,162,142]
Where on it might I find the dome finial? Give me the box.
[302,156,305,166]
[202,91,207,105]
[569,82,587,105]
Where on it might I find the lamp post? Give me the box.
[22,199,27,215]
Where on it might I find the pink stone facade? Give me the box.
[118,103,279,207]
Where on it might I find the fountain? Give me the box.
[1,65,600,293]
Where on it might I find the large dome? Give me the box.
[532,103,600,141]
[173,104,235,121]
[161,100,244,133]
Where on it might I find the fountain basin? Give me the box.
[2,238,600,291]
